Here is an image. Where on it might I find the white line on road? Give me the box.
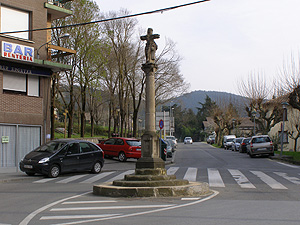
[34,178,58,183]
[167,167,179,175]
[56,175,88,184]
[251,171,287,189]
[274,172,300,185]
[105,170,135,183]
[80,172,115,183]
[40,214,121,220]
[276,161,300,169]
[208,168,225,187]
[228,169,256,189]
[50,205,175,211]
[62,200,118,205]
[183,167,197,182]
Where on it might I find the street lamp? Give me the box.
[280,102,289,157]
[37,33,70,59]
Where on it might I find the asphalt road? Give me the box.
[1,142,300,225]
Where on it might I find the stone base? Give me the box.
[93,167,212,198]
[93,182,212,198]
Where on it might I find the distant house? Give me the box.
[203,117,254,137]
[268,94,300,152]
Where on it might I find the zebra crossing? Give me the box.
[32,167,300,190]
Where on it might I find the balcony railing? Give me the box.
[47,0,72,10]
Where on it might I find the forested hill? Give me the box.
[174,90,249,117]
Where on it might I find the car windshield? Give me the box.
[166,136,175,140]
[34,141,67,153]
[126,140,141,146]
[185,137,192,140]
[227,138,234,142]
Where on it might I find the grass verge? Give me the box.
[274,151,300,162]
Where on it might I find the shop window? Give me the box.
[1,5,30,40]
[3,72,40,97]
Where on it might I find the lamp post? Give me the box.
[37,33,70,59]
[280,102,289,157]
[251,110,256,135]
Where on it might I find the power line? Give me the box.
[0,0,210,35]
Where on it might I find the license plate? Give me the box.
[257,148,267,151]
[24,165,33,169]
[136,148,141,151]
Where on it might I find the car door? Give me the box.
[62,142,80,172]
[79,142,96,170]
[102,138,116,157]
[113,138,125,156]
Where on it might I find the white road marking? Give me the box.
[274,172,300,185]
[276,161,300,169]
[62,200,117,205]
[181,198,200,201]
[56,175,88,184]
[19,192,91,225]
[50,204,175,211]
[105,170,135,183]
[251,171,287,189]
[40,214,121,220]
[80,172,114,183]
[49,191,219,225]
[34,178,58,183]
[228,169,256,188]
[183,167,197,182]
[167,167,179,175]
[208,168,225,187]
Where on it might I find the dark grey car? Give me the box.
[247,135,274,158]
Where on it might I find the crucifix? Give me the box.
[140,28,160,64]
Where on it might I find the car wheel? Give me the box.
[25,172,35,176]
[48,164,60,178]
[269,153,275,157]
[118,152,127,162]
[91,161,102,174]
[249,153,254,158]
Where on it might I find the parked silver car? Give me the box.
[247,135,274,158]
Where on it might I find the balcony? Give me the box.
[45,0,73,20]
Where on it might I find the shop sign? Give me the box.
[2,41,34,62]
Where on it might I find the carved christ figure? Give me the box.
[140,28,160,64]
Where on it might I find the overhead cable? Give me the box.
[0,0,210,35]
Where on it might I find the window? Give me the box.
[115,139,124,145]
[1,5,30,40]
[28,75,39,97]
[104,139,115,145]
[3,72,40,96]
[80,142,91,153]
[3,72,26,93]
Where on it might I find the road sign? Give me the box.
[159,119,164,129]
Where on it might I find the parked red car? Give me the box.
[97,137,141,162]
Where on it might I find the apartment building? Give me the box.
[0,0,73,172]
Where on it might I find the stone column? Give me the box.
[136,62,165,169]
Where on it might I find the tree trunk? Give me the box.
[80,85,86,137]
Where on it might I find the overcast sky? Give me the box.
[94,0,300,95]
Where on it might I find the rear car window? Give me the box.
[126,140,141,146]
[253,137,271,143]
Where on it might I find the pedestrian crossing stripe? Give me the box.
[32,167,300,190]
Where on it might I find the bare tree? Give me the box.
[238,72,281,134]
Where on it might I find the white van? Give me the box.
[223,135,236,150]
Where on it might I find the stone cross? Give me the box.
[140,28,160,64]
